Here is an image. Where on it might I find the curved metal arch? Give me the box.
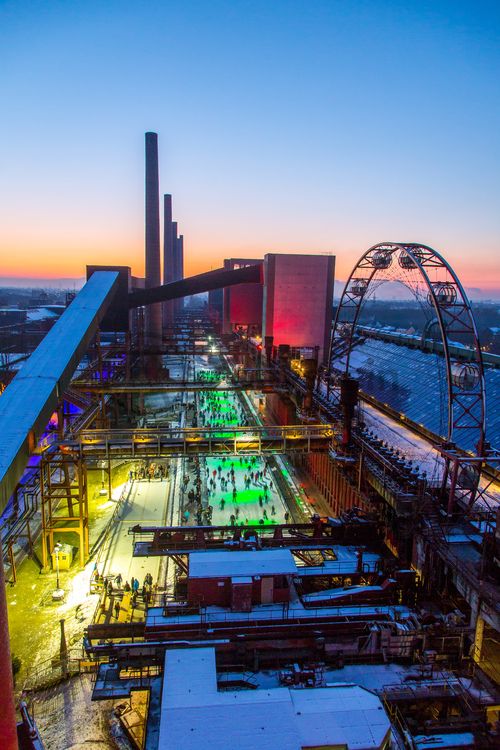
[328,242,486,456]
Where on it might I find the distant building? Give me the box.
[263,253,335,365]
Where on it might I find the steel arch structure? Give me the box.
[328,242,486,457]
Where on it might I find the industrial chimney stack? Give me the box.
[145,132,162,346]
[174,233,184,314]
[163,193,174,327]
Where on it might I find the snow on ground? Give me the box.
[33,674,133,750]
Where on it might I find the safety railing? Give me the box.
[22,647,94,693]
[146,603,409,627]
[59,424,335,458]
[77,424,334,442]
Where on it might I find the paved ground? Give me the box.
[97,478,169,588]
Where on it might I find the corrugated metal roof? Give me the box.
[0,271,119,510]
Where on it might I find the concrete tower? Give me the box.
[171,221,178,316]
[145,132,162,345]
[174,234,184,314]
[162,193,174,327]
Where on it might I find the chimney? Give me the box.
[162,193,174,327]
[145,132,162,345]
[174,234,184,314]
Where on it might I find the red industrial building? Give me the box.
[187,549,295,610]
[263,253,335,365]
[222,258,264,335]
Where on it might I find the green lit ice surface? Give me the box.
[204,458,284,523]
[200,390,243,436]
[199,387,288,525]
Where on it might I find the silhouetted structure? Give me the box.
[145,132,162,345]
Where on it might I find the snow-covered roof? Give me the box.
[189,549,297,579]
[158,647,391,750]
[26,307,60,322]
[413,733,474,749]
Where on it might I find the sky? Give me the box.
[1,0,499,295]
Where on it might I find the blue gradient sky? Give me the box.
[1,0,499,293]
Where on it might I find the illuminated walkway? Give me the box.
[96,479,169,587]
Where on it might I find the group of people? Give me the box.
[197,369,222,383]
[177,376,287,527]
[129,463,168,482]
[204,453,282,526]
[94,567,155,618]
[197,389,249,429]
[180,456,210,526]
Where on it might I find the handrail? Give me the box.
[74,423,334,440]
[146,603,408,627]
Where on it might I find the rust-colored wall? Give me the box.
[188,574,290,607]
[188,578,227,607]
[231,583,252,612]
[265,392,296,425]
[293,453,367,516]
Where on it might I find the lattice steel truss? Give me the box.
[328,243,486,457]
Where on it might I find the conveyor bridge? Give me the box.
[129,519,378,556]
[71,378,282,394]
[61,424,334,458]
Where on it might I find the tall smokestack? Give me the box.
[176,235,184,280]
[163,193,174,327]
[174,234,184,314]
[145,132,162,345]
[171,221,178,316]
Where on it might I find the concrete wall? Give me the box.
[223,258,263,334]
[263,254,335,364]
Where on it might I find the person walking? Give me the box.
[114,600,121,620]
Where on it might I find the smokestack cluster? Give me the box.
[144,133,185,336]
[163,197,185,326]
